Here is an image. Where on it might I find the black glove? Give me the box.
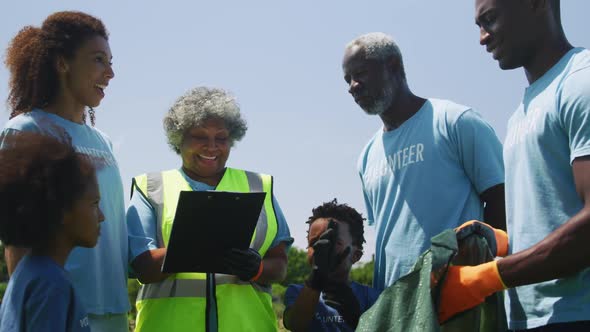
[222,248,262,281]
[322,283,361,329]
[305,220,351,291]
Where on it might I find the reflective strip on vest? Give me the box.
[131,172,167,248]
[137,275,272,300]
[245,171,268,252]
[147,172,165,248]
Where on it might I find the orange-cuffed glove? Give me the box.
[455,220,509,257]
[438,260,507,323]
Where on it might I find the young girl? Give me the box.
[0,132,104,331]
[2,11,129,331]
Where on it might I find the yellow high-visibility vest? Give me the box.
[132,168,279,332]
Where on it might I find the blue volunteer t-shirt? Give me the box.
[503,47,590,330]
[358,99,504,291]
[0,255,90,331]
[284,282,380,332]
[127,168,293,262]
[1,110,130,315]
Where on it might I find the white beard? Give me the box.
[363,85,395,115]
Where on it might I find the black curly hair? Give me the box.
[5,11,108,126]
[306,198,366,251]
[0,131,102,250]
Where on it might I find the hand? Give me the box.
[305,220,350,291]
[322,283,361,328]
[222,248,262,281]
[438,261,506,323]
[455,220,508,257]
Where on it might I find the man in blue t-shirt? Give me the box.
[283,200,380,332]
[341,32,506,292]
[439,1,590,331]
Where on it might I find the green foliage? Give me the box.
[0,282,6,303]
[281,247,311,286]
[0,243,7,282]
[272,283,290,331]
[272,283,286,318]
[272,283,286,302]
[350,259,375,286]
[127,279,140,331]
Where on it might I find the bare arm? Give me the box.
[480,183,506,231]
[283,286,320,332]
[256,243,288,285]
[4,246,30,276]
[131,248,170,284]
[498,157,590,287]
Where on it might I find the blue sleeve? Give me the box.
[268,195,294,249]
[351,283,381,312]
[357,146,376,226]
[0,128,21,149]
[452,109,505,194]
[284,284,303,308]
[25,286,74,332]
[558,67,590,163]
[366,287,381,308]
[360,174,375,226]
[127,187,159,263]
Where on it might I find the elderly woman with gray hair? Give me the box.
[126,87,293,332]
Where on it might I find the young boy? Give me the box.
[283,199,380,331]
[0,132,104,331]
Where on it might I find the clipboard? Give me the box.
[161,190,266,274]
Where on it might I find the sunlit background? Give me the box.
[1,1,587,261]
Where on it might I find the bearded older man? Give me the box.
[342,32,506,292]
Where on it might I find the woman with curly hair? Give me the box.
[126,86,293,331]
[2,11,129,331]
[0,132,104,331]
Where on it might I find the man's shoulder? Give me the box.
[560,49,590,84]
[428,98,473,121]
[357,128,383,166]
[568,48,590,71]
[426,98,490,138]
[361,130,381,150]
[548,48,590,95]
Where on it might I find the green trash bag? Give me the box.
[356,228,507,332]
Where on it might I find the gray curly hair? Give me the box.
[346,32,406,80]
[163,87,248,154]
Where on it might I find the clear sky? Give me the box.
[1,1,588,262]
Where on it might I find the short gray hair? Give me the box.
[163,87,247,154]
[346,32,406,79]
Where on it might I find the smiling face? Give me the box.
[475,0,539,70]
[62,174,104,248]
[342,44,399,116]
[59,35,115,109]
[180,117,231,185]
